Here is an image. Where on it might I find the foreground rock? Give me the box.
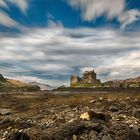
[0,109,12,115]
[52,120,85,140]
[109,105,118,112]
[133,108,140,119]
[6,132,30,140]
[0,93,140,140]
[52,120,112,140]
[80,111,112,122]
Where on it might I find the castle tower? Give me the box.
[82,70,97,84]
[70,75,79,87]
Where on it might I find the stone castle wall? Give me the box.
[70,70,101,87]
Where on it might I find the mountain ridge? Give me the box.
[0,74,40,92]
[29,82,54,90]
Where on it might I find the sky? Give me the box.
[0,0,140,87]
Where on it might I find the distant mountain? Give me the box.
[29,82,54,90]
[124,76,140,83]
[0,73,40,92]
[108,76,140,83]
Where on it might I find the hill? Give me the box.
[104,76,140,88]
[0,74,40,92]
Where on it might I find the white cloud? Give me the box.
[0,0,28,27]
[0,1,8,8]
[48,19,63,28]
[69,0,125,21]
[9,0,28,13]
[0,0,29,13]
[118,9,140,29]
[0,26,140,85]
[0,12,17,27]
[69,0,140,29]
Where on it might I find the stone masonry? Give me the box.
[70,70,101,87]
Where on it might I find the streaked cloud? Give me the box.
[0,1,139,86]
[118,9,140,29]
[0,0,29,27]
[0,12,17,27]
[70,0,125,20]
[9,0,29,13]
[0,1,8,8]
[69,0,140,29]
[0,25,140,86]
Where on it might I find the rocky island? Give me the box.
[70,69,140,89]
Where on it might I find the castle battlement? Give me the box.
[70,69,101,87]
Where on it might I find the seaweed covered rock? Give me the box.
[6,132,30,140]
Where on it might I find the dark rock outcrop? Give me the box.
[133,108,140,119]
[6,132,30,140]
[88,111,112,122]
[0,74,6,82]
[52,120,86,140]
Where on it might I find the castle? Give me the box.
[70,70,101,87]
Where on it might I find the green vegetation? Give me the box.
[72,83,102,88]
[70,81,140,89]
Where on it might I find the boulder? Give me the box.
[109,105,118,112]
[80,112,90,120]
[127,126,140,140]
[6,132,30,140]
[89,100,96,104]
[0,109,12,115]
[133,108,140,119]
[89,131,98,140]
[102,134,113,140]
[84,122,103,132]
[88,111,112,121]
[52,120,86,140]
[80,111,112,122]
